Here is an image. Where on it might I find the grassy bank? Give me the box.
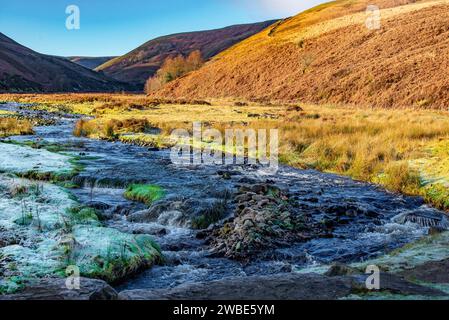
[1,93,448,210]
[124,184,165,206]
[0,117,34,137]
[0,140,162,294]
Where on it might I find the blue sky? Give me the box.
[0,0,326,57]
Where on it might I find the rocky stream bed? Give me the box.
[0,102,449,300]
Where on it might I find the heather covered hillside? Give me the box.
[96,20,278,88]
[156,0,449,109]
[0,33,130,93]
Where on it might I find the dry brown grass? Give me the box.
[0,117,34,137]
[1,93,448,209]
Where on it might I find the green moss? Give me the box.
[66,206,100,225]
[191,201,227,229]
[60,182,80,189]
[18,157,84,183]
[422,184,449,211]
[124,184,165,205]
[13,212,33,226]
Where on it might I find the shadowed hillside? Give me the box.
[0,33,131,93]
[155,0,449,109]
[96,20,278,88]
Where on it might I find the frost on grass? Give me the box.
[0,175,161,294]
[0,142,72,176]
[352,231,449,273]
[69,226,161,283]
[0,175,76,232]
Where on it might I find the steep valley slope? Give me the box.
[154,0,449,109]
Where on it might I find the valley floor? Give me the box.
[0,94,448,300]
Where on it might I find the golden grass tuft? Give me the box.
[0,118,34,137]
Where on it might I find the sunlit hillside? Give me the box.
[156,0,449,109]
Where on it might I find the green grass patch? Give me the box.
[66,206,100,225]
[191,200,227,229]
[423,184,449,211]
[124,184,165,205]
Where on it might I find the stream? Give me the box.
[0,102,442,292]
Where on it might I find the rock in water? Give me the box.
[393,209,449,230]
[0,278,117,300]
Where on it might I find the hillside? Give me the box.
[68,56,117,70]
[155,0,449,109]
[0,33,130,93]
[96,20,278,87]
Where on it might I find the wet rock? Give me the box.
[217,170,240,180]
[85,201,111,211]
[324,204,379,220]
[111,222,168,236]
[0,278,117,300]
[118,267,443,300]
[165,241,198,251]
[129,208,189,228]
[118,273,355,300]
[195,229,213,240]
[128,199,185,222]
[127,209,153,223]
[398,259,449,284]
[157,210,188,227]
[237,177,258,184]
[110,204,133,216]
[325,263,359,277]
[208,184,318,260]
[350,273,447,297]
[393,209,449,230]
[132,226,168,236]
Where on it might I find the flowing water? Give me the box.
[0,103,443,291]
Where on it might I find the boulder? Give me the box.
[0,278,117,300]
[325,263,359,277]
[350,273,447,297]
[118,272,448,300]
[118,273,355,300]
[398,259,449,284]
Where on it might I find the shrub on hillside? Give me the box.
[145,50,204,94]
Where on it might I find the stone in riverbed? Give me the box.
[85,201,111,211]
[350,273,447,297]
[324,262,359,277]
[0,278,117,300]
[118,273,355,300]
[208,184,319,260]
[117,272,447,300]
[398,259,449,284]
